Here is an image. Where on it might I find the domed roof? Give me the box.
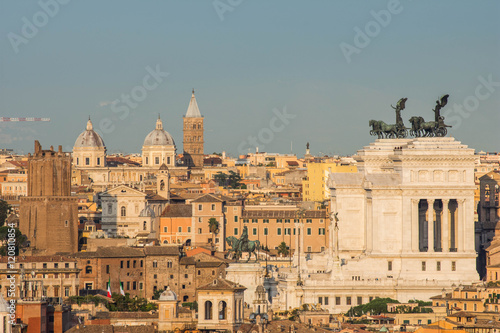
[139,205,155,218]
[74,118,105,148]
[159,286,177,301]
[143,117,175,147]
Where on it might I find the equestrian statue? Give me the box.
[226,226,260,262]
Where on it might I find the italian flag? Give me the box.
[120,280,125,296]
[107,277,112,298]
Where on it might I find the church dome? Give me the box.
[159,287,177,301]
[139,205,155,218]
[143,117,175,146]
[74,118,105,148]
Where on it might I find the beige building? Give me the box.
[0,255,80,301]
[197,278,246,333]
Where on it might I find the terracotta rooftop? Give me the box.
[198,277,246,291]
[161,204,192,217]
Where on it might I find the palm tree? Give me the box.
[208,218,220,247]
[277,241,289,257]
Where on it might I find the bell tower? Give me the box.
[157,163,170,200]
[183,89,204,168]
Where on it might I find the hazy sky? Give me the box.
[1,0,499,157]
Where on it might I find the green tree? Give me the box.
[0,227,27,256]
[208,218,220,245]
[347,297,399,317]
[228,170,242,189]
[277,241,289,257]
[0,200,10,227]
[213,172,228,187]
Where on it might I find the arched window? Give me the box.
[163,240,168,244]
[143,221,147,230]
[85,266,92,274]
[219,301,227,319]
[205,301,213,319]
[198,124,201,129]
[193,124,196,130]
[121,206,126,217]
[183,295,189,302]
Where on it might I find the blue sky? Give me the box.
[1,0,499,156]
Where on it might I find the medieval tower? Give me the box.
[183,89,204,168]
[20,141,78,254]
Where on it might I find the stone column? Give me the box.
[427,199,435,252]
[411,199,419,252]
[366,197,373,253]
[442,199,450,252]
[458,199,465,252]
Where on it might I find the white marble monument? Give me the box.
[277,137,479,313]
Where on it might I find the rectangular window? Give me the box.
[85,157,90,165]
[319,228,325,235]
[252,228,257,236]
[178,226,182,232]
[198,204,202,211]
[263,219,269,223]
[188,227,191,232]
[163,226,168,232]
[307,228,312,235]
[234,216,238,222]
[336,297,341,305]
[64,287,70,297]
[155,157,160,164]
[97,157,100,165]
[437,261,441,271]
[120,261,123,268]
[264,228,268,236]
[285,219,290,223]
[198,228,202,234]
[243,219,249,223]
[422,261,426,271]
[452,261,456,271]
[318,297,323,305]
[106,265,110,274]
[252,219,258,223]
[127,282,130,290]
[357,296,362,305]
[324,297,329,305]
[133,282,137,290]
[346,297,351,305]
[211,204,216,211]
[277,228,282,235]
[306,219,312,223]
[234,228,238,235]
[388,261,392,271]
[277,219,282,223]
[167,157,171,164]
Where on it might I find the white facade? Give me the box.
[100,185,158,238]
[276,138,479,313]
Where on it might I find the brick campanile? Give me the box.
[20,141,78,254]
[183,89,204,168]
